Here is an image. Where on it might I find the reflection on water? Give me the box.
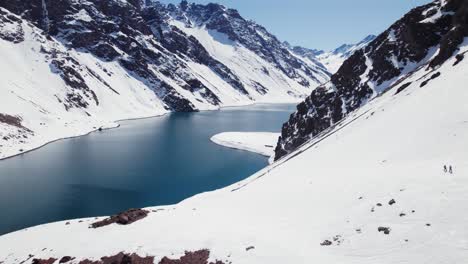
[0,104,296,235]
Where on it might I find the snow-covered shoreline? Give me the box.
[0,114,161,162]
[210,132,280,158]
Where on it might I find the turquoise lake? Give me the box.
[0,104,295,235]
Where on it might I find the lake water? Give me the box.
[0,104,295,235]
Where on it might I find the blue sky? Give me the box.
[159,0,433,50]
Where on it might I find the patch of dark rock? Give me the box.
[59,256,74,263]
[78,252,154,264]
[0,14,24,43]
[429,0,468,69]
[245,246,255,251]
[453,53,465,66]
[92,43,121,62]
[399,213,406,217]
[101,252,153,264]
[388,199,396,205]
[426,223,431,227]
[356,229,362,234]
[90,208,149,228]
[65,222,70,225]
[358,196,363,200]
[378,227,391,235]
[159,249,225,264]
[376,203,382,207]
[32,258,57,264]
[320,240,332,246]
[411,210,416,213]
[394,82,412,95]
[420,72,441,87]
[251,81,268,95]
[161,89,197,112]
[331,235,343,245]
[0,113,25,129]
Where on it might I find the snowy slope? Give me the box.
[210,132,279,157]
[0,0,330,160]
[0,35,467,264]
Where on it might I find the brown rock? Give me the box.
[91,208,149,228]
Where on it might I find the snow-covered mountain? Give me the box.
[275,0,468,160]
[0,0,330,160]
[1,1,468,262]
[287,35,377,74]
[1,1,468,263]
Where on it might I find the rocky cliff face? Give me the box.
[275,0,468,160]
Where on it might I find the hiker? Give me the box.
[449,165,453,174]
[444,165,447,173]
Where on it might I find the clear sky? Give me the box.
[159,0,433,51]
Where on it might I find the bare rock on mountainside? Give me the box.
[31,258,57,264]
[58,256,74,263]
[378,227,391,235]
[90,208,149,228]
[32,250,226,264]
[0,114,27,129]
[159,250,226,264]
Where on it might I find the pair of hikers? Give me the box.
[444,165,453,174]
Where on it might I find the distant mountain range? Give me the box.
[285,35,377,74]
